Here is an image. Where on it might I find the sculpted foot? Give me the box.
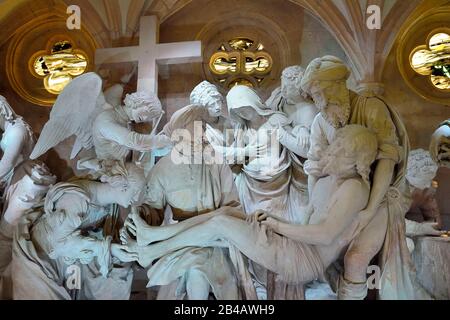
[128,212,162,246]
[122,237,154,268]
[137,245,156,268]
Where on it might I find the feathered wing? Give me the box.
[31,73,105,160]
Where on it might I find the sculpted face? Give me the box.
[309,81,349,129]
[190,81,224,118]
[205,95,224,118]
[124,92,162,123]
[130,104,161,123]
[281,76,301,103]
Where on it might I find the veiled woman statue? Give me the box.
[209,85,308,224]
[207,85,312,299]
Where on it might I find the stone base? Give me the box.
[412,236,450,300]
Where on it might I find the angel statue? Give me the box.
[30,72,172,173]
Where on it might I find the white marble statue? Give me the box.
[405,149,445,252]
[0,162,55,299]
[430,120,450,168]
[0,96,46,299]
[211,85,308,223]
[12,162,146,300]
[267,65,318,159]
[211,85,312,299]
[300,55,423,300]
[162,81,232,157]
[267,66,318,217]
[123,125,382,298]
[122,109,254,299]
[124,81,257,300]
[30,72,172,167]
[0,96,35,200]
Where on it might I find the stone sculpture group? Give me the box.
[0,55,448,300]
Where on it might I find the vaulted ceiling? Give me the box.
[0,0,446,90]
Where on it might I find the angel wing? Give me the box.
[31,72,107,160]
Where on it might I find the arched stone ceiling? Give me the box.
[0,0,441,91]
[290,0,421,90]
[69,0,429,89]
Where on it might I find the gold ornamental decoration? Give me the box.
[209,37,273,88]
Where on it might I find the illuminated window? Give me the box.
[31,41,88,95]
[410,32,450,91]
[209,37,272,88]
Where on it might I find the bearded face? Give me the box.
[309,81,350,129]
[281,76,302,104]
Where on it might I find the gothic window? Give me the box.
[209,37,272,88]
[31,41,88,95]
[410,32,450,91]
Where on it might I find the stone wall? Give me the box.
[383,41,450,225]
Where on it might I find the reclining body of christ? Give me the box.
[123,125,378,289]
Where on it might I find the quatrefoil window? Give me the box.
[31,41,88,95]
[209,37,272,88]
[410,32,450,91]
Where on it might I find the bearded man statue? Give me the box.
[301,55,428,300]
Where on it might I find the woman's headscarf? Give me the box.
[226,85,279,124]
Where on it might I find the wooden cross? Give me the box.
[95,16,202,93]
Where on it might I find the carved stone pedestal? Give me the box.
[412,236,450,300]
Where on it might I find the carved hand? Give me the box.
[111,243,139,263]
[261,217,280,231]
[294,126,310,150]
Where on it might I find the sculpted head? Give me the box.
[301,56,351,128]
[406,149,438,190]
[226,85,268,123]
[190,81,224,117]
[124,91,163,123]
[321,125,377,185]
[281,65,305,103]
[100,162,147,208]
[0,95,17,122]
[34,163,145,265]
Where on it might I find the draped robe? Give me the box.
[307,91,428,299]
[12,182,133,300]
